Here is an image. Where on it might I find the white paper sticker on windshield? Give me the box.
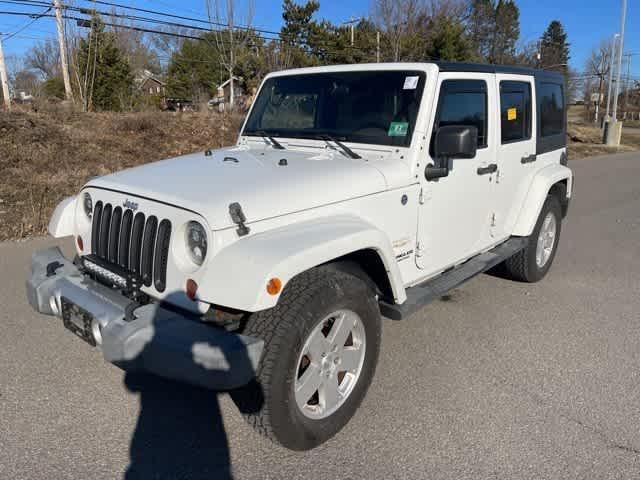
[403,76,419,90]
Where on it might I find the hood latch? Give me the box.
[229,202,250,237]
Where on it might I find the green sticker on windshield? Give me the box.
[388,122,408,136]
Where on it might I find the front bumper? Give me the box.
[26,247,263,390]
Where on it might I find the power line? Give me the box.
[70,0,373,54]
[1,5,50,41]
[76,0,282,37]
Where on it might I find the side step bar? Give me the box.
[379,237,528,320]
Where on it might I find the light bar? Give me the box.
[83,259,127,288]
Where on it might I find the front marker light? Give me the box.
[185,221,208,266]
[83,192,93,219]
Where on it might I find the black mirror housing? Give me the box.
[434,125,478,160]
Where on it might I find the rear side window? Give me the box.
[539,82,564,137]
[500,81,531,143]
[434,80,488,148]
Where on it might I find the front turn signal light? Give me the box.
[266,277,282,296]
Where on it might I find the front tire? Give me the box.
[237,266,381,450]
[505,194,562,282]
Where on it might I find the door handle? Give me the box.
[521,154,537,164]
[477,164,498,175]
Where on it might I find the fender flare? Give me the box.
[512,164,573,237]
[199,215,406,312]
[48,196,77,238]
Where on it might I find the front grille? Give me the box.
[90,201,172,292]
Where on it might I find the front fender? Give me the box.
[200,215,406,312]
[48,196,77,238]
[512,164,573,237]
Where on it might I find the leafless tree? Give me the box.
[584,39,615,111]
[109,10,161,74]
[373,0,424,62]
[206,0,254,109]
[25,39,61,79]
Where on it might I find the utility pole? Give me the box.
[605,0,627,146]
[612,0,627,121]
[605,33,619,122]
[376,31,380,63]
[342,17,360,47]
[0,34,11,110]
[53,0,73,101]
[227,0,234,110]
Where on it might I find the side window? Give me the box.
[539,82,564,136]
[500,81,531,143]
[434,80,488,148]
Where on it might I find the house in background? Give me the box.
[134,69,166,97]
[212,76,245,111]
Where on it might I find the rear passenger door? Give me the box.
[492,74,537,239]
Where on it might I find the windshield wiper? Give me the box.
[253,130,285,150]
[317,135,361,159]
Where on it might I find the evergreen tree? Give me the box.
[166,32,224,101]
[540,20,570,72]
[490,0,520,64]
[280,0,322,67]
[467,0,520,64]
[426,15,473,62]
[468,0,494,60]
[77,16,133,111]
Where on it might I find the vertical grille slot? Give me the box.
[118,209,133,269]
[98,203,112,259]
[153,220,172,292]
[88,199,172,292]
[108,207,122,264]
[129,212,146,274]
[91,201,103,254]
[141,216,158,287]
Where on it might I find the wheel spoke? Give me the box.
[294,308,367,420]
[295,363,322,406]
[327,312,354,349]
[340,347,361,372]
[306,328,328,360]
[320,375,340,411]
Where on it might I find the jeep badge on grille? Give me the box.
[122,199,138,211]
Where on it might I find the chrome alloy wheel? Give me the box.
[294,309,366,420]
[536,212,557,268]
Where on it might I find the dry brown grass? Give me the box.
[0,108,242,241]
[568,123,640,159]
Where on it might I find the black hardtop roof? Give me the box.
[435,61,564,82]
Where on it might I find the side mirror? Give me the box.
[425,125,478,181]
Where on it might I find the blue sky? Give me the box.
[0,0,637,78]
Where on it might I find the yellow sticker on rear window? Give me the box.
[507,107,517,121]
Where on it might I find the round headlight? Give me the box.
[185,221,207,266]
[83,192,93,219]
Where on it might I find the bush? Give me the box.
[41,77,65,99]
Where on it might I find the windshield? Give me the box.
[243,70,426,147]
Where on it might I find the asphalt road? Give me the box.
[2,152,640,479]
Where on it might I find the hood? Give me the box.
[86,146,389,230]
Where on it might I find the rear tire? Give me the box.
[235,266,381,450]
[505,194,562,282]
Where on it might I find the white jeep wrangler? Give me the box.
[27,62,572,450]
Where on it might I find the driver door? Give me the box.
[415,73,498,275]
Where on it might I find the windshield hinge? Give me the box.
[415,242,424,258]
[229,202,250,237]
[418,187,425,205]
